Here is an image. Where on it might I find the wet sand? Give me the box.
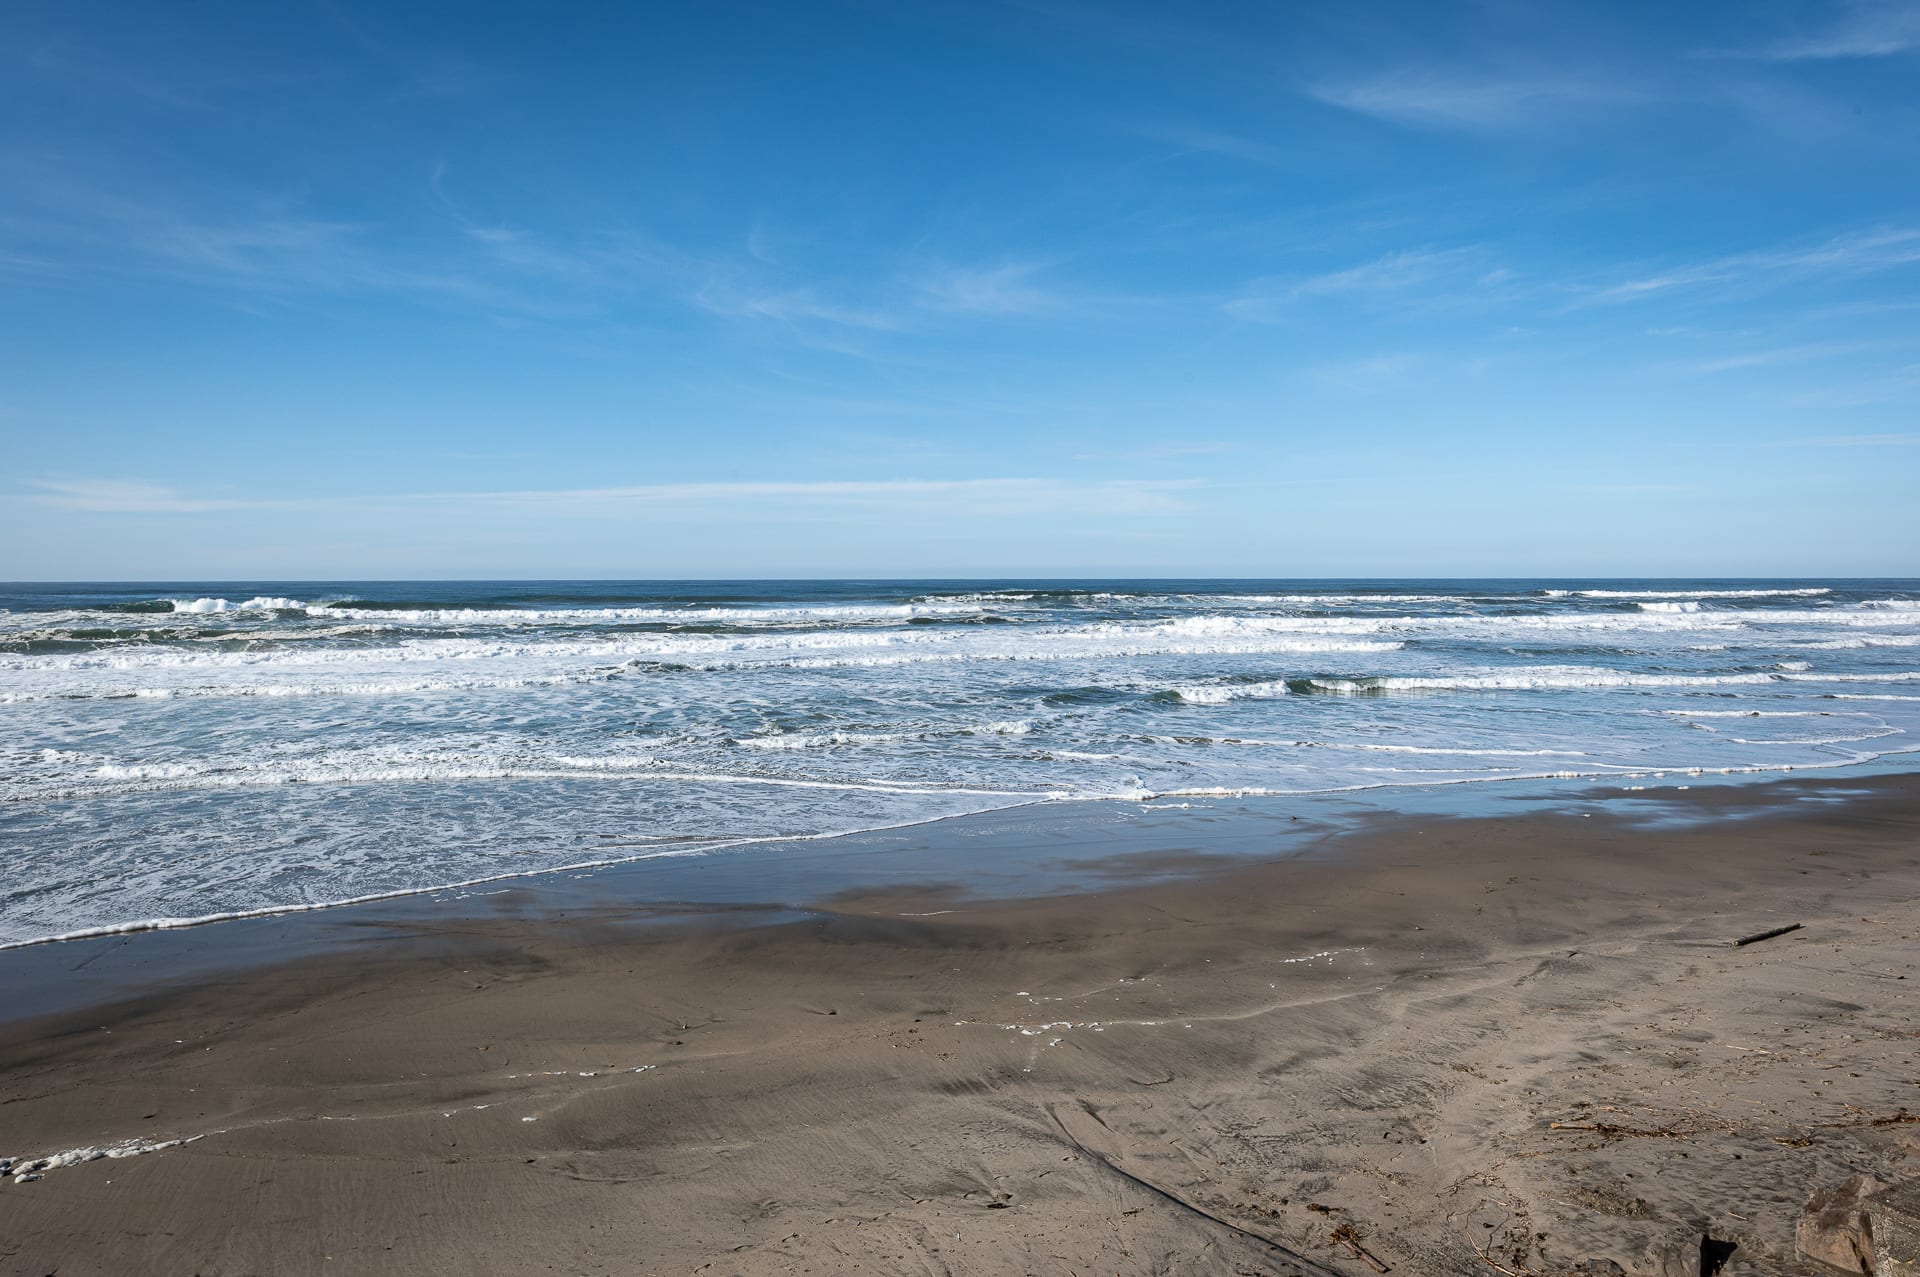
[2,776,1918,1275]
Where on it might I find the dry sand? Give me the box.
[2,776,1918,1276]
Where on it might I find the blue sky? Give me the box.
[3,0,1917,579]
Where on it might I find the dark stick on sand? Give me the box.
[1733,922,1804,946]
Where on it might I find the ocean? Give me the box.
[3,578,1918,949]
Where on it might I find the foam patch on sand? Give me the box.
[3,1135,206,1183]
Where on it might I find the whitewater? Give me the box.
[3,578,1918,948]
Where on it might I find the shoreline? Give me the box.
[4,758,1918,1022]
[2,771,1918,1273]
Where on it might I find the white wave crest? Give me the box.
[1665,709,1868,718]
[169,596,306,613]
[739,730,911,751]
[1579,588,1831,600]
[310,601,995,625]
[1229,593,1491,606]
[1800,634,1920,649]
[1172,680,1290,704]
[1335,743,1590,757]
[1300,666,1920,694]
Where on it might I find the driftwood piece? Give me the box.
[1734,922,1804,947]
[1548,1121,1686,1140]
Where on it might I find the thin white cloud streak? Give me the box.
[149,217,371,278]
[1307,73,1648,131]
[1595,227,1920,302]
[1747,1,1920,60]
[1789,365,1920,407]
[429,163,695,287]
[24,477,1203,517]
[1665,339,1911,376]
[1289,249,1473,297]
[460,225,602,281]
[24,481,260,513]
[695,259,1079,330]
[914,262,1059,315]
[1071,442,1236,461]
[429,479,1198,516]
[0,250,59,274]
[7,156,695,319]
[1759,433,1920,447]
[690,281,906,330]
[1225,248,1495,320]
[1136,124,1289,166]
[1306,352,1424,393]
[26,39,211,111]
[138,215,508,303]
[0,164,504,304]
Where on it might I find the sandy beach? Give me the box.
[2,774,1917,1276]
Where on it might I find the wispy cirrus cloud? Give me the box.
[1288,248,1475,297]
[318,5,509,100]
[1743,0,1920,60]
[26,37,212,111]
[23,477,1202,518]
[0,157,507,304]
[1135,123,1289,166]
[1070,441,1236,462]
[690,280,906,331]
[694,258,1078,331]
[1306,352,1425,393]
[1788,365,1920,407]
[1226,248,1499,320]
[1595,227,1920,302]
[1664,338,1913,376]
[913,261,1061,315]
[452,477,1201,517]
[6,154,688,321]
[140,216,438,290]
[1306,72,1648,131]
[427,162,694,287]
[23,480,272,513]
[1759,432,1920,447]
[0,250,60,275]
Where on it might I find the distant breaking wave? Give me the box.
[1559,587,1833,600]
